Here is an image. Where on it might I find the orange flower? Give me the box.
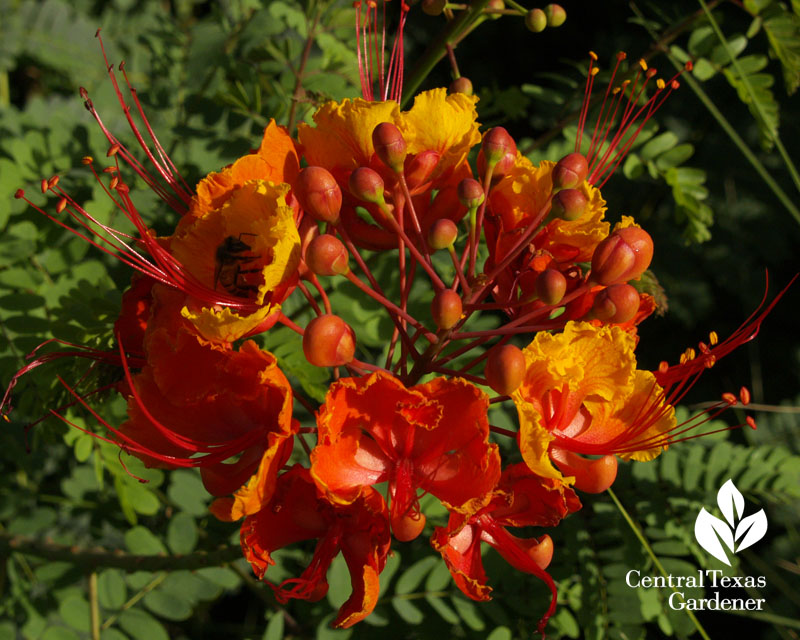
[311,371,501,541]
[297,90,480,249]
[168,179,301,343]
[241,465,391,628]
[512,321,675,487]
[190,120,300,219]
[487,156,609,264]
[432,463,581,635]
[111,297,296,506]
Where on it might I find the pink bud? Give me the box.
[296,167,342,224]
[550,188,588,221]
[591,284,641,324]
[428,219,458,250]
[457,178,485,209]
[536,269,567,305]
[590,227,654,285]
[306,234,349,276]
[349,167,385,204]
[303,315,356,367]
[431,290,463,330]
[372,123,407,174]
[485,344,526,395]
[481,127,516,168]
[449,76,473,95]
[552,152,588,189]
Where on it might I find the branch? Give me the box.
[0,533,242,571]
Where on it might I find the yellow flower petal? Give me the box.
[298,99,400,171]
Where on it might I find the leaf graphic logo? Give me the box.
[694,479,768,566]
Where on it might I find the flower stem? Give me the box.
[698,0,800,202]
[0,532,242,571]
[606,488,712,640]
[401,0,491,106]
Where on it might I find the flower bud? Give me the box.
[372,122,407,174]
[551,448,617,493]
[544,3,566,27]
[306,234,349,276]
[481,126,516,168]
[527,535,554,570]
[457,178,485,209]
[591,284,640,324]
[431,289,463,330]
[552,152,588,190]
[349,167,385,204]
[392,511,426,542]
[428,219,458,250]
[421,0,446,15]
[404,150,440,189]
[485,344,526,396]
[303,315,356,367]
[525,8,547,32]
[486,0,504,18]
[590,227,653,285]
[295,166,342,224]
[449,76,473,95]
[550,188,587,221]
[536,269,567,305]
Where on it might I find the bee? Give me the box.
[214,233,261,298]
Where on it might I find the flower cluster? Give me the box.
[4,11,788,636]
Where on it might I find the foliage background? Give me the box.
[0,0,799,639]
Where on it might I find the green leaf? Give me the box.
[124,526,168,556]
[394,556,438,594]
[57,595,90,632]
[118,609,169,640]
[763,8,800,94]
[166,512,198,555]
[639,132,678,161]
[98,569,127,610]
[425,594,459,624]
[143,589,193,621]
[722,57,780,149]
[391,598,424,624]
[167,469,210,517]
[263,613,284,640]
[41,628,81,640]
[451,595,485,630]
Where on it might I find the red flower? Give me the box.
[311,371,501,541]
[241,465,391,628]
[432,463,581,635]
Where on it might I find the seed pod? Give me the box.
[485,344,526,395]
[372,123,407,174]
[306,234,349,276]
[552,152,588,189]
[431,289,463,330]
[296,166,342,224]
[590,227,653,285]
[303,315,356,367]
